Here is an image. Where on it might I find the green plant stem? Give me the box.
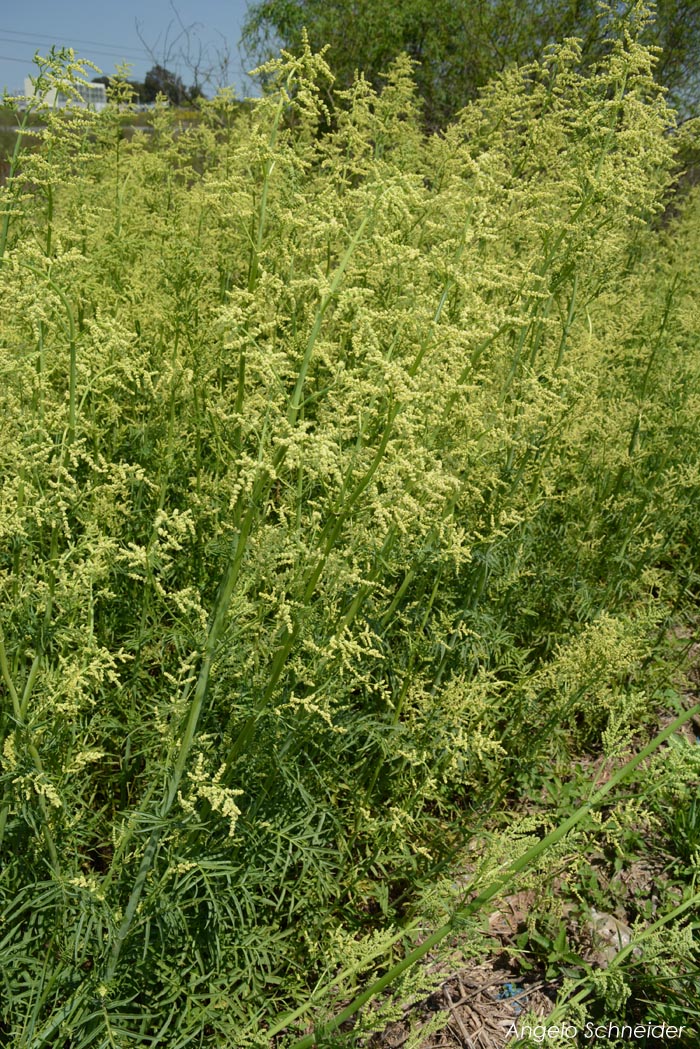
[0,106,33,264]
[284,702,700,1047]
[0,632,22,724]
[18,262,77,442]
[0,641,57,867]
[542,888,700,1029]
[103,525,250,979]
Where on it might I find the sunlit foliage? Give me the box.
[0,16,699,1046]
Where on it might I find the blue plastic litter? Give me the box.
[498,982,520,998]
[497,982,525,1014]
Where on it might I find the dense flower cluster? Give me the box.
[0,20,699,1046]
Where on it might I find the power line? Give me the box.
[0,46,147,66]
[0,31,249,77]
[0,53,34,64]
[0,27,152,56]
[0,36,146,61]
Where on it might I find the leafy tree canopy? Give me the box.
[143,64,188,105]
[242,0,700,126]
[93,65,204,106]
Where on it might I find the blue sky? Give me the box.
[0,1,258,98]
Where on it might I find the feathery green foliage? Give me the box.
[1,12,699,1045]
[242,0,700,127]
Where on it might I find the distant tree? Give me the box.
[652,0,700,113]
[136,2,236,102]
[92,75,147,104]
[143,64,188,105]
[92,68,204,108]
[241,0,700,127]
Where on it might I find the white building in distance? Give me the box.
[23,77,107,111]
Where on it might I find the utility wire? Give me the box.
[0,33,248,76]
[0,27,152,55]
[0,40,145,63]
[0,37,147,62]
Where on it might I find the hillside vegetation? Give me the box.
[1,15,699,1048]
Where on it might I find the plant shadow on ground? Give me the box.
[1,19,700,1049]
[361,646,700,1049]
